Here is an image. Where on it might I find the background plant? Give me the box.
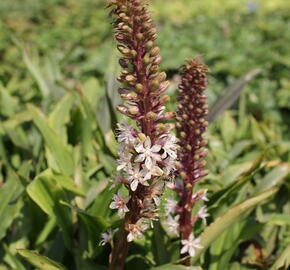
[0,0,290,269]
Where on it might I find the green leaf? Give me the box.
[18,43,50,97]
[53,171,85,197]
[270,242,290,270]
[49,93,74,143]
[3,244,26,270]
[208,152,265,207]
[208,68,261,122]
[60,200,109,255]
[151,221,170,265]
[29,104,74,176]
[0,176,24,240]
[254,165,290,194]
[150,264,201,270]
[191,188,278,264]
[267,213,290,226]
[17,249,67,270]
[26,169,73,248]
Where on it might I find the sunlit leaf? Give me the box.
[17,249,67,270]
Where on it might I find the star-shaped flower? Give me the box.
[164,215,180,235]
[127,219,149,242]
[160,134,178,159]
[135,136,161,169]
[181,233,202,257]
[109,189,130,217]
[99,228,118,246]
[197,206,209,225]
[126,164,149,191]
[117,121,137,145]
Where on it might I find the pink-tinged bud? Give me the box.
[150,47,160,57]
[145,41,154,49]
[116,105,129,115]
[160,95,170,104]
[155,72,167,82]
[153,55,162,65]
[149,64,159,74]
[128,106,139,115]
[163,112,175,120]
[125,75,136,82]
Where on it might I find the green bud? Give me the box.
[138,133,146,142]
[135,83,144,92]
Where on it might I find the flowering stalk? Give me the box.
[168,57,209,265]
[105,1,178,270]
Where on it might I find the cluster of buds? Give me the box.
[105,1,178,269]
[163,58,210,264]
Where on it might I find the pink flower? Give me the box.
[109,190,130,217]
[127,219,149,242]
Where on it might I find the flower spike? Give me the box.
[106,1,178,269]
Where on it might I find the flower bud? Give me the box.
[137,133,146,142]
[160,95,170,104]
[150,80,159,90]
[128,106,139,115]
[146,111,158,120]
[145,41,154,49]
[135,83,144,92]
[116,105,128,115]
[150,47,160,57]
[125,75,136,82]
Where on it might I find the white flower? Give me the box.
[181,233,202,257]
[142,165,163,181]
[126,164,149,191]
[192,189,209,202]
[150,181,164,206]
[160,134,178,159]
[109,189,130,217]
[162,157,176,176]
[197,206,209,225]
[99,228,118,246]
[164,215,180,235]
[127,219,149,242]
[109,173,128,190]
[117,151,133,171]
[200,189,209,202]
[135,136,161,169]
[164,197,178,215]
[117,121,136,145]
[156,106,166,120]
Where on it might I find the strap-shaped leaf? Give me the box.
[191,188,278,264]
[207,68,261,122]
[28,104,74,176]
[17,249,67,270]
[270,242,290,270]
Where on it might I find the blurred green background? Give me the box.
[0,0,290,269]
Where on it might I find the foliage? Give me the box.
[0,0,290,269]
